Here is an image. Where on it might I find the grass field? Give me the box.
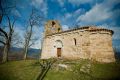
[45,59,120,80]
[0,60,120,80]
[0,60,40,80]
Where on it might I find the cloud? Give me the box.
[58,8,86,27]
[30,26,43,49]
[74,8,86,17]
[112,29,120,40]
[11,9,21,17]
[14,23,25,38]
[30,28,43,49]
[31,0,44,8]
[62,25,69,31]
[107,27,120,40]
[75,9,83,14]
[31,39,41,49]
[77,4,111,23]
[14,23,43,49]
[31,0,48,16]
[76,0,120,25]
[62,8,85,21]
[57,0,65,7]
[13,23,25,47]
[76,4,111,24]
[64,13,72,19]
[98,24,120,40]
[68,0,93,6]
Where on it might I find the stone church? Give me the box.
[41,20,115,62]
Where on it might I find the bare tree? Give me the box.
[0,16,16,62]
[23,9,43,60]
[0,0,16,23]
[0,0,17,62]
[11,31,22,47]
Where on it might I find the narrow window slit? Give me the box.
[74,38,76,45]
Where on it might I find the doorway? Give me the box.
[57,48,61,57]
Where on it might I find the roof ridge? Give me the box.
[46,26,114,36]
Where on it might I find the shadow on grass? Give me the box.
[36,58,57,80]
[72,71,120,80]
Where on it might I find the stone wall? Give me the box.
[41,21,115,62]
[41,27,115,62]
[90,31,115,62]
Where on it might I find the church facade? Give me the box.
[41,20,115,62]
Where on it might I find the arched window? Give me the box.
[52,21,55,27]
[74,38,76,45]
[58,28,60,32]
[55,40,63,48]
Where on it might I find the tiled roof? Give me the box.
[46,26,114,36]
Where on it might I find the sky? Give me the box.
[3,0,120,51]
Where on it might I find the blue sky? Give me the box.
[5,0,120,51]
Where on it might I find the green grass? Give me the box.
[44,70,73,80]
[45,60,120,80]
[91,62,120,79]
[0,60,120,80]
[0,60,40,80]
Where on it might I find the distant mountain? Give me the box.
[0,46,41,61]
[10,47,41,59]
[10,47,41,55]
[10,47,23,52]
[28,48,41,55]
[27,48,41,59]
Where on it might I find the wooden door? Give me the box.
[57,48,61,57]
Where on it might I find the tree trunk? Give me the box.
[2,44,9,62]
[24,45,28,60]
[2,38,11,63]
[23,37,30,60]
[23,26,32,60]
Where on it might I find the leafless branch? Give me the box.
[0,40,5,45]
[0,28,8,39]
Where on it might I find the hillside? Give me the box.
[9,47,41,59]
[0,47,41,61]
[0,60,40,80]
[0,60,120,80]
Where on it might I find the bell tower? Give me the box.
[44,20,62,36]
